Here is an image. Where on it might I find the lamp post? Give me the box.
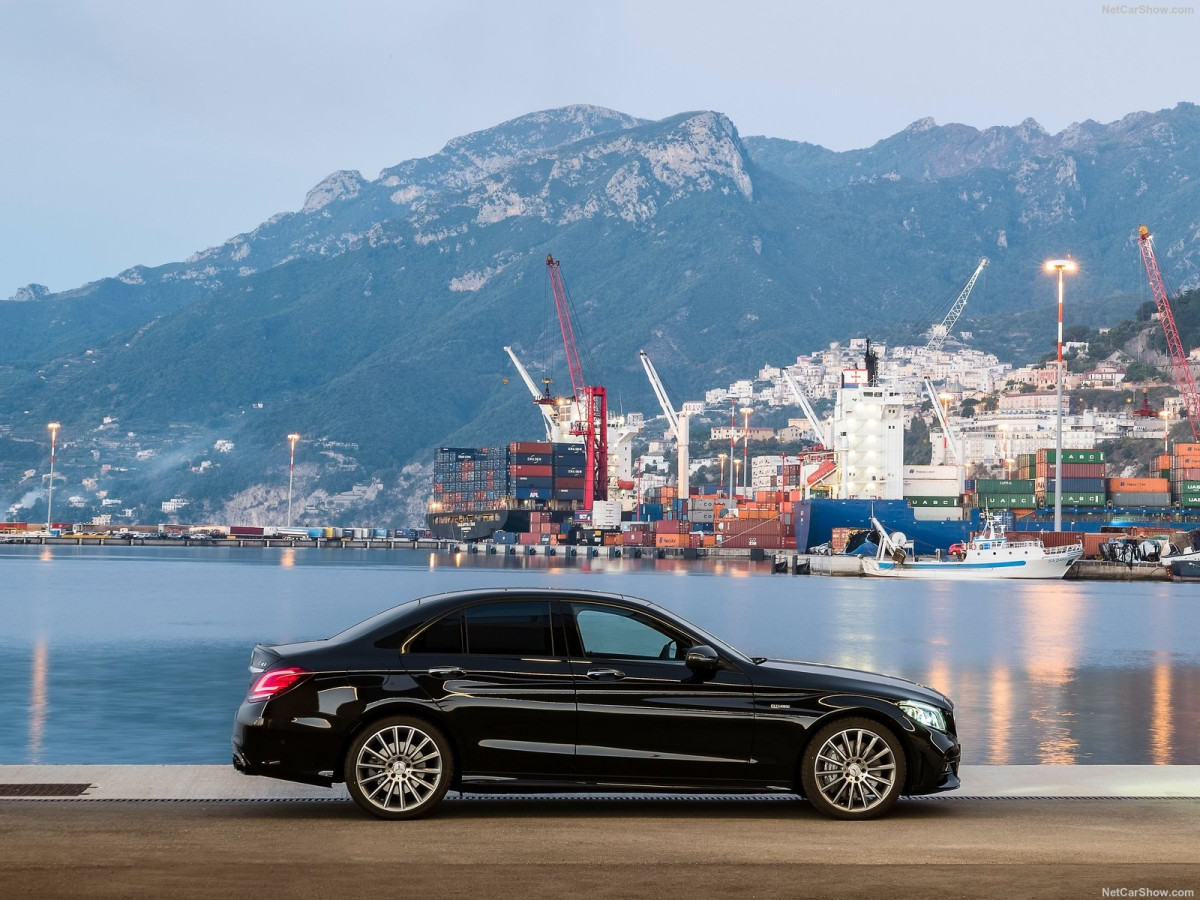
[740,407,753,496]
[1044,258,1077,532]
[717,453,728,498]
[1161,409,1171,456]
[46,422,60,533]
[733,459,742,499]
[287,433,300,527]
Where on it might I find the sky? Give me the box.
[3,0,1198,295]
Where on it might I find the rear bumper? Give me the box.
[231,701,340,787]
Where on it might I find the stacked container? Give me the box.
[901,465,962,509]
[1035,449,1106,507]
[973,479,1036,510]
[1108,477,1171,508]
[1170,443,1200,508]
[432,446,509,511]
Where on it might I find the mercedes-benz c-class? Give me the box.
[233,588,960,819]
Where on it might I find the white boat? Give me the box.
[861,514,1082,580]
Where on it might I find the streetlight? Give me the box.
[740,407,754,495]
[287,433,300,527]
[733,458,742,498]
[1161,409,1171,456]
[1044,258,1077,532]
[717,453,728,498]
[46,423,60,533]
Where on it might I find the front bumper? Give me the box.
[905,726,961,795]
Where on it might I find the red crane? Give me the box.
[1137,225,1200,441]
[545,254,608,507]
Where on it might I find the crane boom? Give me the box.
[927,257,989,352]
[925,378,962,465]
[504,346,563,442]
[1138,226,1200,441]
[638,351,681,438]
[638,350,689,504]
[782,370,827,447]
[545,255,586,400]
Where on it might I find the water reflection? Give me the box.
[1152,653,1173,765]
[2,544,1199,765]
[28,637,48,763]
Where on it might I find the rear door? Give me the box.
[565,600,757,787]
[403,598,576,779]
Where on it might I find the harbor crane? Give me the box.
[546,255,607,507]
[503,346,572,442]
[926,257,989,353]
[781,369,828,448]
[638,350,689,504]
[1137,225,1200,441]
[924,378,963,466]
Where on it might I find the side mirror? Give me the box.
[685,644,721,673]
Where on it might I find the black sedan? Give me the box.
[233,588,959,820]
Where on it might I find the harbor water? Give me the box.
[1,544,1197,767]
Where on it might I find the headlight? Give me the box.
[898,700,946,732]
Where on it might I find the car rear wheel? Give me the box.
[345,716,454,820]
[800,717,906,820]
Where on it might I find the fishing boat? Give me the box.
[861,514,1082,580]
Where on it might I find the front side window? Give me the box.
[572,604,690,661]
[464,601,554,656]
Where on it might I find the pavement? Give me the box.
[2,763,1199,800]
[2,766,1199,899]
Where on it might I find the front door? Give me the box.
[564,600,756,787]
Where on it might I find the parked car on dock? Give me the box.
[232,588,960,820]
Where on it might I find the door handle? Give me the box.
[427,666,465,678]
[586,668,625,680]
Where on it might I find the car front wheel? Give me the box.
[345,716,454,820]
[800,717,906,820]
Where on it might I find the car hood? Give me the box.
[752,659,952,708]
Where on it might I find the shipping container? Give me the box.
[902,465,960,479]
[1041,492,1105,506]
[977,493,1037,509]
[1109,492,1172,507]
[905,496,961,507]
[902,479,961,497]
[1036,449,1105,464]
[1107,477,1170,492]
[510,441,553,454]
[975,479,1036,493]
[1036,478,1107,494]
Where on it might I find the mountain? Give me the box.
[4,102,1200,527]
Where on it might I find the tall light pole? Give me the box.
[287,433,300,527]
[733,458,742,498]
[46,422,60,533]
[1045,258,1077,532]
[1161,409,1171,457]
[741,406,753,496]
[717,453,728,498]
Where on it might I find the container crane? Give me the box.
[926,257,989,353]
[1137,225,1200,441]
[545,254,607,507]
[503,346,574,442]
[638,350,689,504]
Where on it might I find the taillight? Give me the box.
[247,666,311,703]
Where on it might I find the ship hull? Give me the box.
[862,553,1080,579]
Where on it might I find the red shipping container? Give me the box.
[510,464,553,477]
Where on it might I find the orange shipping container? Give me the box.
[655,533,689,548]
[1107,478,1170,492]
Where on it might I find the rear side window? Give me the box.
[465,601,554,656]
[406,611,463,654]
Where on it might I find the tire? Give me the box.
[800,717,906,820]
[345,716,454,820]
